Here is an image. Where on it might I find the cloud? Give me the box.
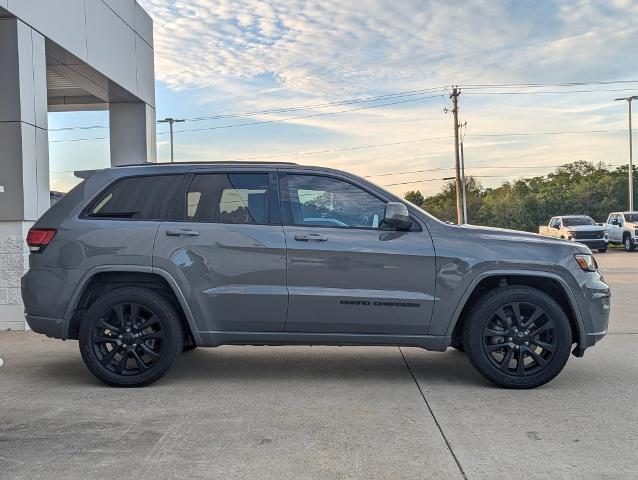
[129,0,638,197]
[139,0,638,95]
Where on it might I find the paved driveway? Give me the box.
[1,249,636,479]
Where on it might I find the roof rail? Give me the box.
[114,161,298,167]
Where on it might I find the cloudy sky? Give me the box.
[49,0,638,197]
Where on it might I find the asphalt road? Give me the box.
[1,249,636,479]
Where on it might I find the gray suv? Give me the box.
[22,163,611,388]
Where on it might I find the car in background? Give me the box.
[606,212,638,252]
[539,216,608,253]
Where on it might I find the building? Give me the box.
[0,0,156,330]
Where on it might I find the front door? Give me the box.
[153,172,287,333]
[607,214,623,242]
[280,173,436,335]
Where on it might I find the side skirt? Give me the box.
[198,331,451,351]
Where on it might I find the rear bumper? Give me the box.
[25,315,66,339]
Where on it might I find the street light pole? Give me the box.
[615,96,637,211]
[158,117,185,162]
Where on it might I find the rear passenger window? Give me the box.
[88,175,182,220]
[184,174,271,224]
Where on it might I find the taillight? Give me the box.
[26,228,57,252]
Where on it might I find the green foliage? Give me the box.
[404,190,425,206]
[404,162,636,232]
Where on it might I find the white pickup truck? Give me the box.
[605,212,638,252]
[539,215,608,252]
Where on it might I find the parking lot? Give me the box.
[1,249,636,480]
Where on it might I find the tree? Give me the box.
[405,162,637,231]
[404,190,425,206]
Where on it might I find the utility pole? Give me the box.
[449,87,463,224]
[158,117,185,162]
[460,139,468,224]
[615,96,637,211]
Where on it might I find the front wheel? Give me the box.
[462,286,572,389]
[598,247,607,253]
[624,235,635,252]
[79,287,184,387]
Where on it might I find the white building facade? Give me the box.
[0,0,156,330]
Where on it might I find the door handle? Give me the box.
[294,234,328,242]
[166,229,200,237]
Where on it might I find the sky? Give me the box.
[48,0,638,197]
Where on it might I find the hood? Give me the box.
[453,224,589,249]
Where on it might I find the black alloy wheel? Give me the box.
[463,286,572,389]
[79,287,183,387]
[481,302,557,376]
[91,303,164,375]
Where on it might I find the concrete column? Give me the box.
[109,102,157,166]
[0,18,49,330]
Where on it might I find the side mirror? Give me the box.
[382,202,412,230]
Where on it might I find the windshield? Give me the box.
[624,213,638,223]
[562,217,596,227]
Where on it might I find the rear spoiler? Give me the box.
[74,169,101,180]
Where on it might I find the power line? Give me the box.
[463,88,638,95]
[381,175,510,187]
[459,80,638,88]
[164,94,447,135]
[185,87,448,122]
[48,87,448,132]
[367,165,583,178]
[48,94,446,142]
[48,126,628,146]
[48,80,638,133]
[468,128,625,137]
[49,136,109,143]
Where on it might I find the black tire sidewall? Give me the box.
[79,287,183,387]
[463,286,572,389]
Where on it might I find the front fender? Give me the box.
[432,268,587,349]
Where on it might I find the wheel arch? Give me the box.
[448,270,586,353]
[64,266,202,346]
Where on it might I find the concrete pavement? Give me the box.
[0,249,636,479]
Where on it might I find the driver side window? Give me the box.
[283,174,386,229]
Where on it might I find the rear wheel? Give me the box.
[79,287,184,387]
[597,247,607,253]
[462,286,572,389]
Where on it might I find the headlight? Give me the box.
[575,254,597,272]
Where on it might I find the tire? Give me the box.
[450,339,465,352]
[79,286,184,387]
[597,247,607,253]
[624,235,635,252]
[462,286,572,389]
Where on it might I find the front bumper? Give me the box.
[572,271,610,356]
[573,238,608,250]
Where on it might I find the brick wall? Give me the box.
[0,222,31,330]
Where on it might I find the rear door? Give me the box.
[153,171,288,333]
[280,172,436,335]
